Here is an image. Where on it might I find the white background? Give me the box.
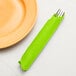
[0,0,76,76]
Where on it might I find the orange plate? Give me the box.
[0,0,37,49]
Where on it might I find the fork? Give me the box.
[19,9,65,71]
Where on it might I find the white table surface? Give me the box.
[0,0,76,76]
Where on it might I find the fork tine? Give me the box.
[56,9,61,16]
[59,10,63,17]
[62,12,65,16]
